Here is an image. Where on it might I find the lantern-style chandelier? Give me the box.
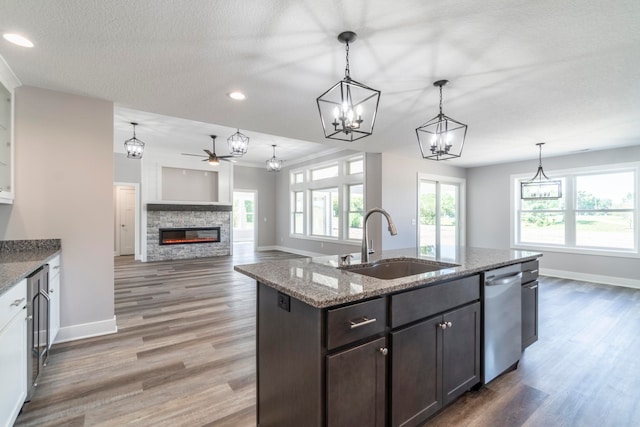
[416,80,467,161]
[521,142,562,199]
[266,145,282,172]
[124,122,145,159]
[316,31,381,142]
[227,128,249,156]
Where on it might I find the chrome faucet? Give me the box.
[361,208,398,263]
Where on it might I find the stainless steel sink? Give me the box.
[340,258,459,280]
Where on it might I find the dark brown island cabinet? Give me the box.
[248,253,541,427]
[521,260,539,350]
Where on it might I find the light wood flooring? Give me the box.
[15,246,640,426]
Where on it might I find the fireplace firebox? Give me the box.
[159,227,221,245]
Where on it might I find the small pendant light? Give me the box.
[227,128,249,156]
[266,145,282,172]
[124,122,145,159]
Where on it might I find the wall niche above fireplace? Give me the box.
[159,227,220,245]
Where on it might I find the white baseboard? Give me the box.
[257,245,324,257]
[540,268,640,290]
[54,316,118,344]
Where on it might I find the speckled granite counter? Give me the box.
[234,246,541,308]
[0,239,62,296]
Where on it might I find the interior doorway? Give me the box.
[114,184,138,257]
[233,190,257,251]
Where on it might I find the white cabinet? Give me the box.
[0,279,27,427]
[48,255,61,346]
[0,59,19,204]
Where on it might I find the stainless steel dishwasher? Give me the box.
[483,263,522,383]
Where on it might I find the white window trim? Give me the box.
[289,154,364,245]
[416,173,467,250]
[510,162,640,258]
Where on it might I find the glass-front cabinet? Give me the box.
[0,57,20,204]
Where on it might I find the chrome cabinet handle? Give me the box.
[349,317,377,329]
[526,283,538,289]
[439,321,453,330]
[50,288,55,293]
[10,298,26,307]
[379,347,388,356]
[53,265,60,270]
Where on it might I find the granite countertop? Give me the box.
[234,246,542,308]
[0,240,62,297]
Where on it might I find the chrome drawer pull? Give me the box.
[527,284,538,289]
[350,316,377,329]
[10,298,25,307]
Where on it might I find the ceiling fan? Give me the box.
[181,135,236,165]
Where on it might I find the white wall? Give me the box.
[381,153,467,250]
[0,86,115,340]
[233,165,277,249]
[467,145,640,285]
[114,152,141,183]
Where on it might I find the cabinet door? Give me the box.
[442,302,481,405]
[327,337,387,427]
[0,308,27,427]
[522,281,539,350]
[49,272,60,347]
[391,316,442,427]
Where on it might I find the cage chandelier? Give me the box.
[521,142,562,199]
[266,145,282,172]
[227,128,249,156]
[124,122,145,159]
[316,31,381,142]
[416,80,467,161]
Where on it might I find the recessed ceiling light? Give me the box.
[3,33,34,48]
[228,91,246,101]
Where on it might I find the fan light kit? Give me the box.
[316,31,381,142]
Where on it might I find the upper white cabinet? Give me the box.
[0,55,21,204]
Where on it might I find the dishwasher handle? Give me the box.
[485,272,522,286]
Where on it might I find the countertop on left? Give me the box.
[0,239,61,297]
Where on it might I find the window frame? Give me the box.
[511,163,639,258]
[289,155,364,245]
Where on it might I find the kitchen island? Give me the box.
[235,246,541,427]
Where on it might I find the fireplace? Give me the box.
[159,227,221,245]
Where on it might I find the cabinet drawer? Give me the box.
[521,260,539,284]
[327,298,386,350]
[0,279,27,329]
[390,275,480,328]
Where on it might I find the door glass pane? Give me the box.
[440,184,458,258]
[347,184,364,240]
[419,181,436,255]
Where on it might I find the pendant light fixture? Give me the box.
[266,145,282,172]
[521,142,562,199]
[124,122,145,159]
[227,128,249,156]
[416,80,467,161]
[316,31,381,142]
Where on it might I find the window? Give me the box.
[311,165,338,181]
[292,172,304,184]
[347,159,363,175]
[290,156,364,243]
[418,175,465,259]
[347,184,364,240]
[513,165,638,255]
[311,188,339,237]
[291,191,304,234]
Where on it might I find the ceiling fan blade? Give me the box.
[204,149,213,156]
[181,153,207,157]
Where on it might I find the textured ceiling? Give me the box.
[1,0,639,167]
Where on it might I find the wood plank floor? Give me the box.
[15,246,640,426]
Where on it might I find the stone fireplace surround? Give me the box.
[146,203,232,262]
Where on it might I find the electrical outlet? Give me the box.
[277,292,290,312]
